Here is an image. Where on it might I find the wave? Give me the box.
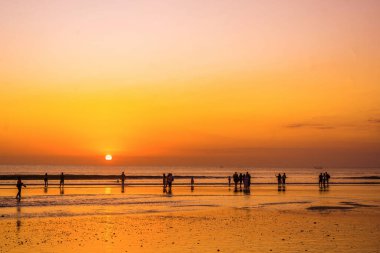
[335,176,380,180]
[0,174,225,180]
[1,182,380,187]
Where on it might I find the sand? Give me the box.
[1,185,380,252]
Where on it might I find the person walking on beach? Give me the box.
[228,176,231,187]
[15,176,26,201]
[59,172,65,188]
[44,173,48,188]
[167,173,174,193]
[233,172,239,191]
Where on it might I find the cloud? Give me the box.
[285,123,335,130]
[368,118,380,124]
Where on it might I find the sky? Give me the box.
[0,0,379,167]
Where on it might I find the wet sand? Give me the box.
[1,185,380,252]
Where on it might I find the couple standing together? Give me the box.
[276,173,287,186]
[163,173,174,193]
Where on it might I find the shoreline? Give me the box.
[1,182,380,187]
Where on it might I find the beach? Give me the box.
[1,184,380,253]
[2,0,380,252]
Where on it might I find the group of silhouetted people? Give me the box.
[231,172,251,193]
[162,173,174,193]
[14,170,332,200]
[276,173,287,191]
[319,172,330,189]
[15,172,65,200]
[276,173,287,185]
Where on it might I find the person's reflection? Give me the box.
[16,204,21,231]
[60,187,64,195]
[277,185,286,192]
[319,186,330,193]
[121,184,125,193]
[44,186,48,194]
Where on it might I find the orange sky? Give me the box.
[0,0,379,166]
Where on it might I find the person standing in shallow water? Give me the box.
[15,176,26,201]
[167,173,174,193]
[44,173,48,188]
[319,173,323,188]
[121,172,126,187]
[322,173,326,188]
[59,172,65,188]
[239,173,243,190]
[282,173,287,186]
[276,173,282,186]
[325,172,330,186]
[163,173,167,192]
[233,172,239,191]
[228,176,231,187]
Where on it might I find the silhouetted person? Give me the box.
[44,173,48,188]
[242,172,251,193]
[325,172,330,186]
[228,176,231,187]
[163,173,167,193]
[15,176,26,201]
[233,172,239,191]
[319,173,323,188]
[121,172,126,187]
[276,173,282,186]
[167,173,174,193]
[191,176,194,191]
[243,174,248,190]
[282,173,287,186]
[239,173,243,190]
[60,172,64,188]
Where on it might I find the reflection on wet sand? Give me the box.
[16,204,21,231]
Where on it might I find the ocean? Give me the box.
[0,165,379,185]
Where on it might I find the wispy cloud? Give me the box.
[285,123,335,130]
[368,118,380,124]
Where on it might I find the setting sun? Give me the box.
[105,155,112,161]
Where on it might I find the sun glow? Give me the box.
[105,154,112,161]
